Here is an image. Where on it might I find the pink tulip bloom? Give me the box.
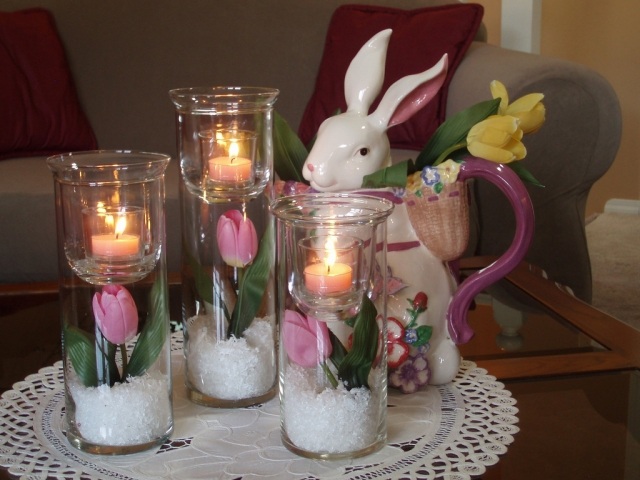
[283,310,332,368]
[92,285,139,345]
[216,209,259,268]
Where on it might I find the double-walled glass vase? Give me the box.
[272,193,394,459]
[48,151,173,455]
[170,86,279,407]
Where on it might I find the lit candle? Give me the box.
[91,214,141,259]
[208,141,253,184]
[304,237,353,294]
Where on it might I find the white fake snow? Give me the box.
[187,315,276,400]
[283,364,382,453]
[70,373,171,446]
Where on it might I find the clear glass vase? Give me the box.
[272,193,394,459]
[47,150,173,454]
[170,86,279,407]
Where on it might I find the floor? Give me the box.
[586,211,640,330]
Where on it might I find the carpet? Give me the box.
[586,212,640,331]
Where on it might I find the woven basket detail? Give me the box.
[404,181,469,261]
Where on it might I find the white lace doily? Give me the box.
[1,335,518,479]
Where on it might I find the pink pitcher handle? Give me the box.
[447,157,535,344]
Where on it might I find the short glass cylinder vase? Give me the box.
[47,151,173,455]
[170,86,279,408]
[272,193,394,459]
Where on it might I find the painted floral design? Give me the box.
[407,160,462,196]
[386,291,433,393]
[389,347,431,394]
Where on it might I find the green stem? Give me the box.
[320,360,338,389]
[227,266,245,339]
[236,267,245,292]
[120,344,128,379]
[432,141,467,167]
[405,303,427,330]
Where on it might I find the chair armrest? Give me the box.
[448,42,622,301]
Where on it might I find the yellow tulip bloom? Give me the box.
[467,115,526,163]
[490,80,545,134]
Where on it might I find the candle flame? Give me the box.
[324,237,337,273]
[229,141,239,162]
[114,216,127,239]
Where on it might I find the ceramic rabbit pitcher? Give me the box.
[299,29,535,386]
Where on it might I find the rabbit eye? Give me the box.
[359,148,369,156]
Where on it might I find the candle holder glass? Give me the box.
[170,86,279,408]
[50,151,165,285]
[47,150,173,455]
[199,129,257,188]
[169,86,278,201]
[291,234,365,321]
[82,205,145,265]
[272,193,394,459]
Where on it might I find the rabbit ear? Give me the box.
[344,29,392,115]
[369,54,449,131]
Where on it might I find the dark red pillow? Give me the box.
[298,3,483,151]
[0,8,97,160]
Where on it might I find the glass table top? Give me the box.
[460,286,606,361]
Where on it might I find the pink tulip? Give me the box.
[92,285,139,345]
[283,310,332,368]
[216,210,259,268]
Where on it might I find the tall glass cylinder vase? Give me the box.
[272,193,394,459]
[170,86,279,407]
[47,151,173,455]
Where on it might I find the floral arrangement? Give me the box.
[273,80,545,393]
[65,277,168,387]
[187,208,273,340]
[282,296,380,390]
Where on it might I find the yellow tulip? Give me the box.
[490,80,545,134]
[466,115,526,164]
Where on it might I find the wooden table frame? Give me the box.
[459,256,640,380]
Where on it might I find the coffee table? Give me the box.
[1,257,638,479]
[458,256,640,479]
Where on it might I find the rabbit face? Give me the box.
[301,29,447,193]
[302,113,390,192]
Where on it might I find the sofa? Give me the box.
[0,0,621,303]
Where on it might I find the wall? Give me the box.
[472,0,639,215]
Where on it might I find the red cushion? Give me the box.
[298,3,483,151]
[0,8,97,160]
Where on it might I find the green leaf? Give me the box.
[337,296,379,390]
[273,110,308,182]
[125,275,169,378]
[361,159,414,188]
[186,249,214,305]
[228,220,275,338]
[413,325,433,347]
[416,98,500,170]
[328,329,348,370]
[64,324,98,387]
[508,161,545,187]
